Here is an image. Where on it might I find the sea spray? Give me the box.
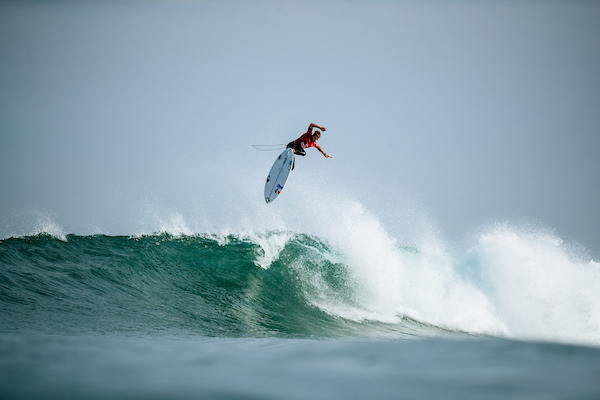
[0,210,68,242]
[464,225,600,345]
[300,198,506,334]
[250,231,293,269]
[259,194,599,345]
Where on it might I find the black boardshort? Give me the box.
[286,141,306,156]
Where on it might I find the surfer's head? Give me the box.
[313,130,321,141]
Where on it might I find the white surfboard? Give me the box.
[264,148,294,203]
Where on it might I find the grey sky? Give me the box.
[1,0,599,256]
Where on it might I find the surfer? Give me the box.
[287,123,332,158]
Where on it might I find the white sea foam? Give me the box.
[249,231,294,269]
[32,217,68,241]
[284,193,599,346]
[466,226,600,345]
[296,198,504,334]
[136,206,196,237]
[1,210,68,241]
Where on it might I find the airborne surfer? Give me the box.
[287,123,332,158]
[264,123,331,202]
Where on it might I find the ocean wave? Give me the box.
[0,233,446,339]
[1,221,599,345]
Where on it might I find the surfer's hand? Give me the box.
[321,127,327,131]
[325,154,332,158]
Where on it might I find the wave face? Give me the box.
[2,223,599,345]
[0,233,444,339]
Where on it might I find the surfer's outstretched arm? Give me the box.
[308,123,326,133]
[316,145,332,158]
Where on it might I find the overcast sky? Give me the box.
[1,0,599,257]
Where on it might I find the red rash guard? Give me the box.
[295,132,318,149]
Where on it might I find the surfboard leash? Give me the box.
[251,144,287,151]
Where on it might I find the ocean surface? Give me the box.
[1,229,599,399]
